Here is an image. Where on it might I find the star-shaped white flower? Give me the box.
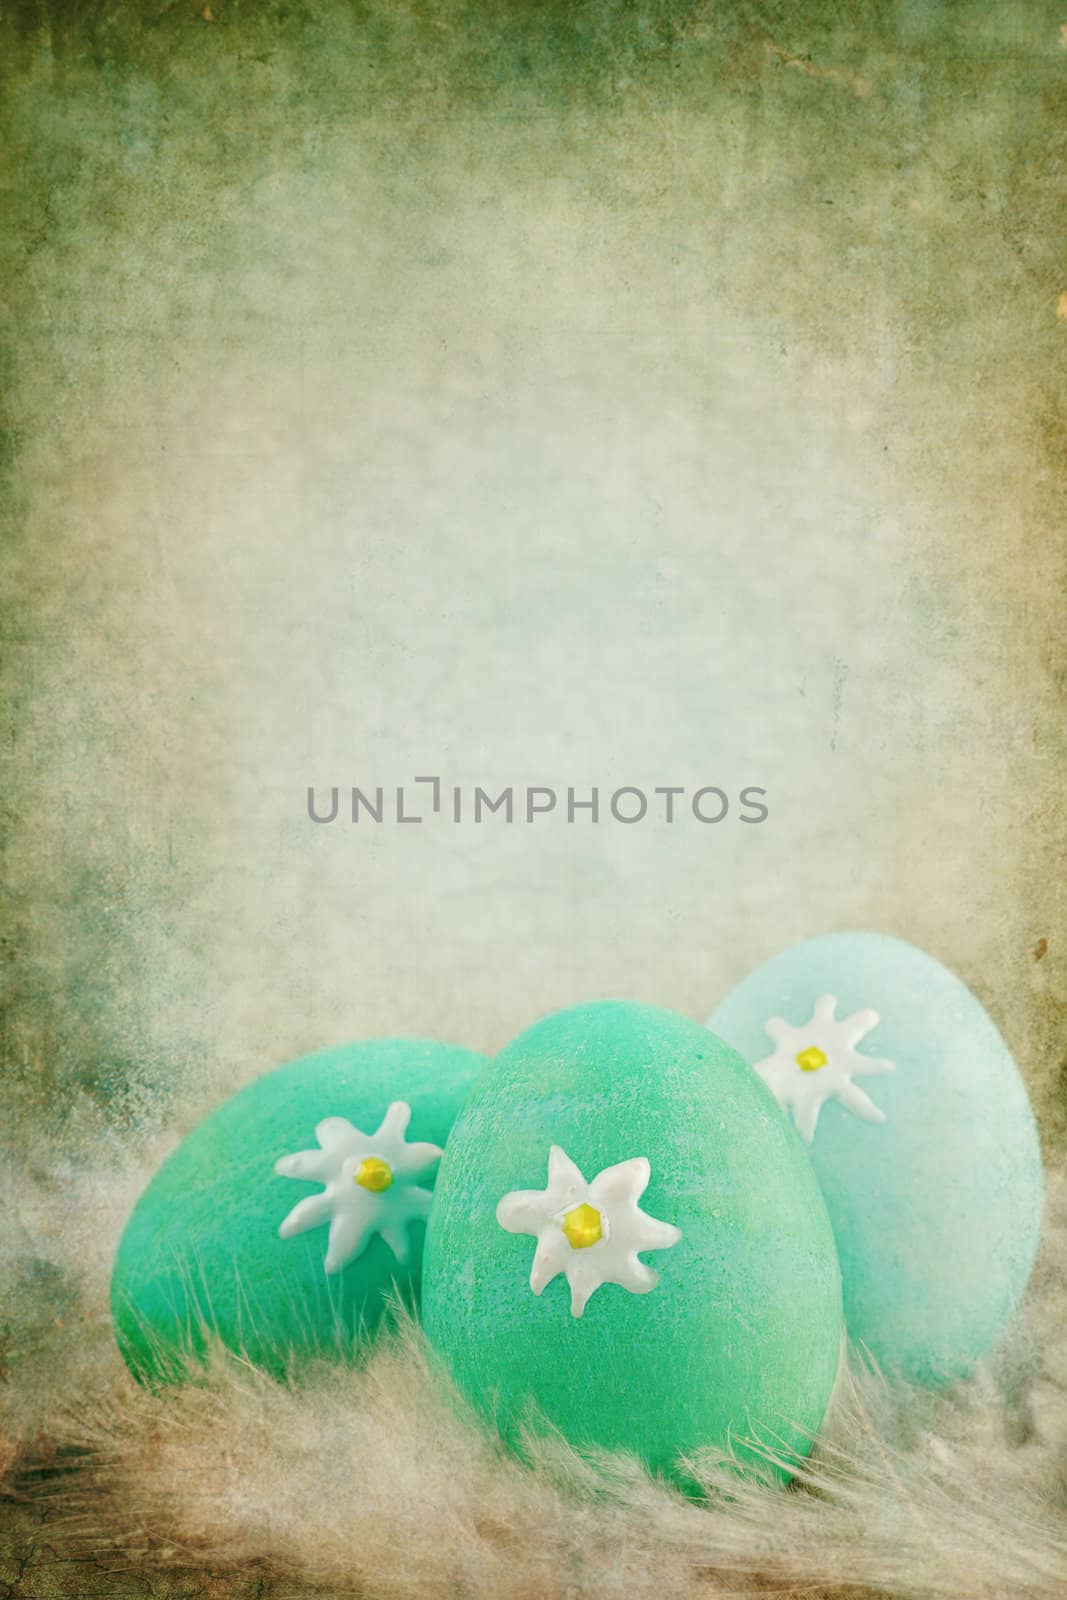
[753,993,894,1144]
[496,1145,681,1318]
[275,1101,442,1273]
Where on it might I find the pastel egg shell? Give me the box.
[112,1038,487,1384]
[707,932,1044,1384]
[422,1001,843,1487]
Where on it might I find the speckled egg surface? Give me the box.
[112,1038,486,1383]
[421,1001,842,1485]
[707,933,1044,1383]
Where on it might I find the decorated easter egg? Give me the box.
[707,933,1044,1383]
[422,1001,842,1486]
[112,1038,486,1383]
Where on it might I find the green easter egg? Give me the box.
[422,1001,842,1486]
[112,1038,486,1383]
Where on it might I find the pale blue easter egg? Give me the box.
[707,933,1044,1383]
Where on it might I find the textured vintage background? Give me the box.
[1,0,1065,1594]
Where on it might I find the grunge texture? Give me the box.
[1,2,1065,1596]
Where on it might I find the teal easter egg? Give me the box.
[707,933,1044,1383]
[421,1001,842,1485]
[112,1038,486,1383]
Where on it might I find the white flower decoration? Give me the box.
[496,1145,682,1318]
[753,993,894,1144]
[275,1102,441,1274]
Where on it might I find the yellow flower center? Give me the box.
[355,1156,394,1192]
[561,1203,602,1250]
[795,1045,828,1073]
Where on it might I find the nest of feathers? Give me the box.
[2,1159,1066,1600]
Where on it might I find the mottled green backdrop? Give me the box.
[1,3,1065,1593]
[2,0,1065,1278]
